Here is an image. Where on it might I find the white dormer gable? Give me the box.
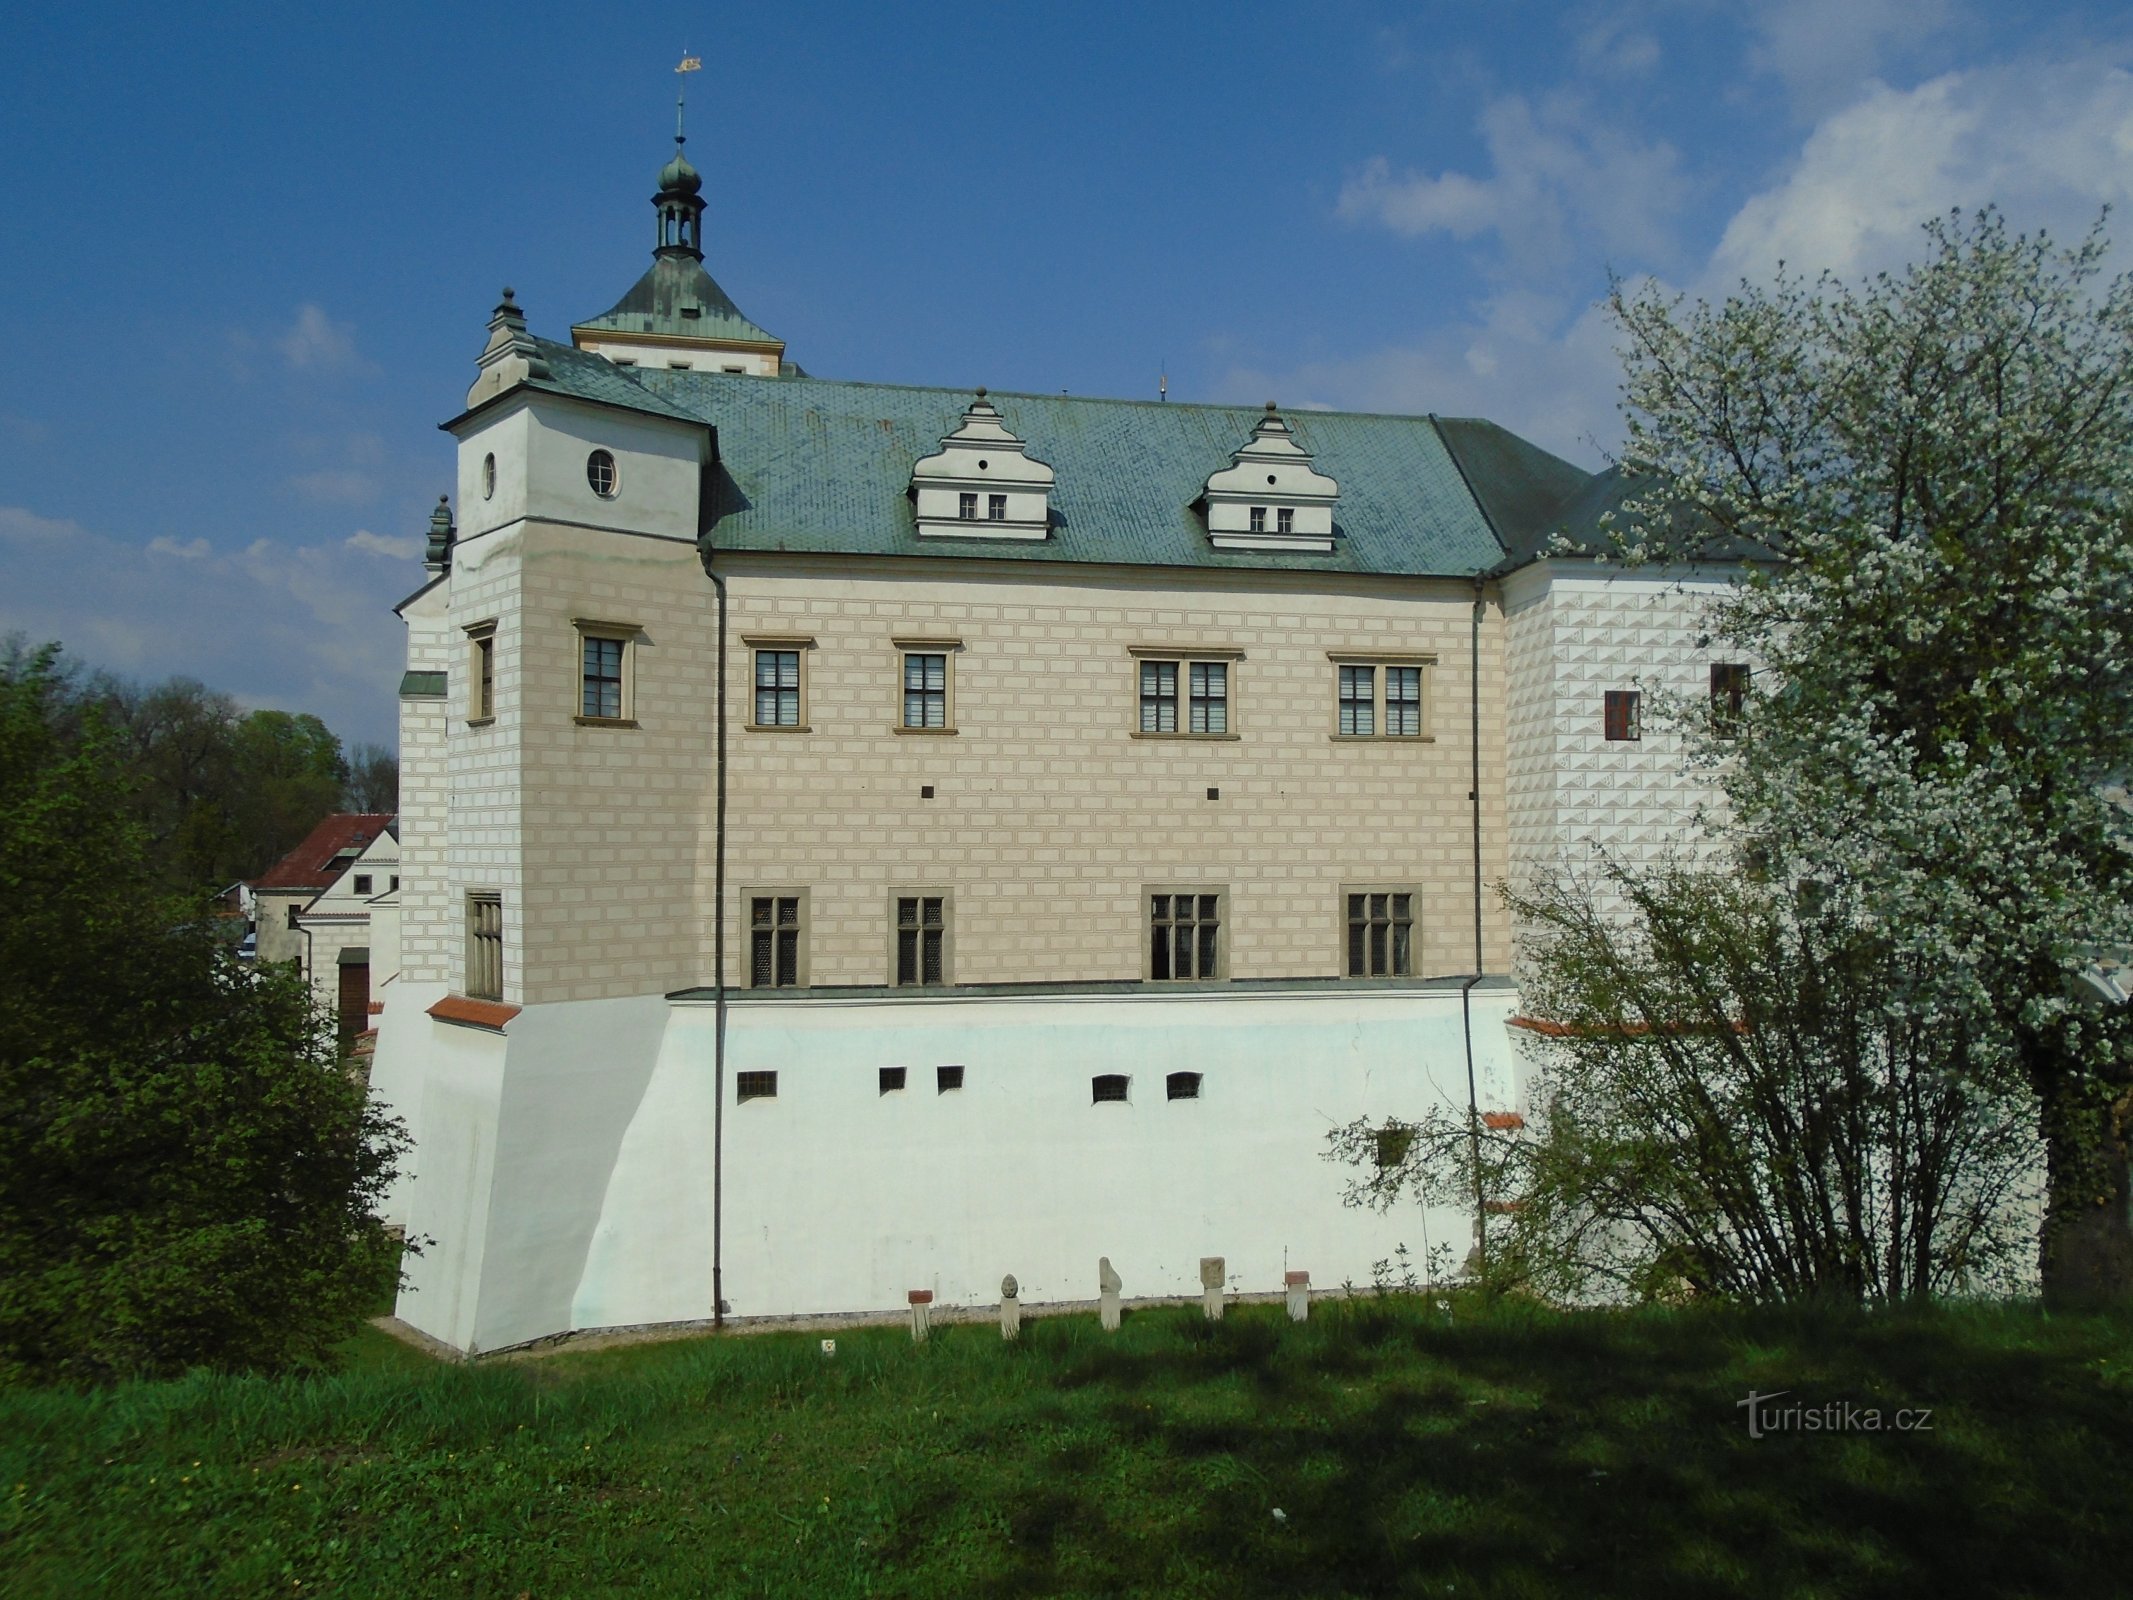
[1203,403,1339,552]
[911,390,1055,541]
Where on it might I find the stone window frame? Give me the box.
[573,617,641,728]
[1338,882,1419,979]
[465,889,504,1001]
[892,636,961,735]
[887,887,954,987]
[463,619,498,726]
[1145,883,1228,982]
[1327,651,1437,741]
[1127,645,1244,741]
[744,886,810,989]
[744,634,815,733]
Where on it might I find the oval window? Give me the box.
[586,449,618,499]
[482,453,497,499]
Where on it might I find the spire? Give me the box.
[657,53,706,260]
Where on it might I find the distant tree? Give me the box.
[0,643,405,1383]
[342,741,399,813]
[1605,210,2133,1305]
[227,710,348,878]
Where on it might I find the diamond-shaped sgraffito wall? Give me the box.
[1504,568,1740,916]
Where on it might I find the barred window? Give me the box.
[1150,891,1222,981]
[937,1064,964,1093]
[750,894,803,988]
[1346,890,1414,977]
[902,653,948,729]
[466,891,503,1000]
[1166,1071,1202,1101]
[879,1066,906,1095]
[581,635,624,720]
[1605,689,1641,742]
[754,650,801,727]
[736,1071,778,1102]
[1092,1074,1130,1103]
[1339,664,1375,736]
[896,895,946,986]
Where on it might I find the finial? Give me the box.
[975,385,988,399]
[675,51,702,146]
[1265,399,1278,413]
[502,286,515,303]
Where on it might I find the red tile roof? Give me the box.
[251,813,396,893]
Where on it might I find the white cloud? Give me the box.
[0,505,80,546]
[1746,0,1961,120]
[288,468,379,505]
[1339,92,1689,273]
[277,304,366,373]
[1708,61,2133,287]
[147,535,211,559]
[1575,14,1661,78]
[346,528,422,560]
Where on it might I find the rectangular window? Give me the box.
[1605,689,1642,742]
[1332,655,1435,738]
[936,1064,964,1093]
[1166,1071,1202,1101]
[1345,889,1414,977]
[1139,659,1178,732]
[895,895,946,986]
[466,891,503,1000]
[754,650,801,727]
[1092,1074,1130,1103]
[749,893,804,988]
[1187,661,1228,734]
[1711,663,1750,738]
[987,493,1007,521]
[1276,508,1295,535]
[958,491,977,520]
[353,875,373,896]
[902,653,948,729]
[879,1066,906,1094]
[466,621,497,723]
[1249,506,1267,532]
[575,621,638,724]
[1149,890,1222,981]
[736,1071,778,1102]
[1338,664,1375,736]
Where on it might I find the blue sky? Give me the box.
[3,1,2128,749]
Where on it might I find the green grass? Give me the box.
[2,1297,2128,1598]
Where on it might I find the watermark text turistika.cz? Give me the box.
[1737,1390,1934,1439]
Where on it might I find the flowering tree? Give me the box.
[1608,210,2133,1305]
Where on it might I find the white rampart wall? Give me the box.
[393,986,1520,1353]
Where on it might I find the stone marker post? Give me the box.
[1098,1257,1122,1331]
[1285,1270,1310,1322]
[1000,1274,1021,1341]
[1200,1257,1227,1321]
[908,1288,932,1343]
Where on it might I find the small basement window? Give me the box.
[937,1065,965,1093]
[879,1066,906,1095]
[737,1071,778,1103]
[1166,1071,1202,1101]
[1092,1073,1130,1104]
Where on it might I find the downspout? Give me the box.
[700,524,730,1332]
[1463,578,1487,1273]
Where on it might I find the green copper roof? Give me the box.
[507,338,1597,579]
[571,253,779,348]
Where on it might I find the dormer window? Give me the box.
[911,390,1056,541]
[1201,403,1339,552]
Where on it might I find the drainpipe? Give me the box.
[702,552,730,1331]
[1463,577,1488,1273]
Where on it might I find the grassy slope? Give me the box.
[1,1299,2128,1598]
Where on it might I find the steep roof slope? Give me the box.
[252,813,397,893]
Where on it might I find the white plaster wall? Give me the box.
[576,336,779,376]
[392,984,1521,1353]
[369,978,447,1229]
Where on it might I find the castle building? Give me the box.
[370,131,1736,1354]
